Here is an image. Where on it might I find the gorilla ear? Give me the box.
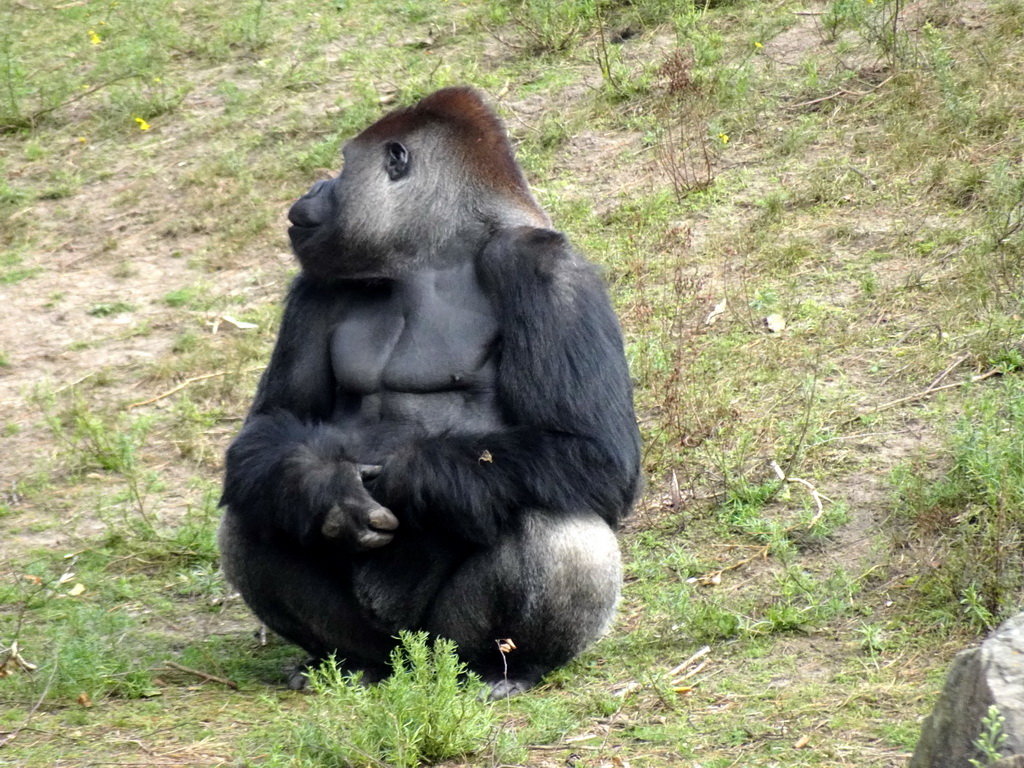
[385,141,409,181]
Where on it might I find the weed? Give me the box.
[969,705,1008,768]
[654,48,717,199]
[856,622,886,655]
[254,632,515,768]
[0,249,41,284]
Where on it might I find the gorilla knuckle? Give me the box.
[367,507,399,532]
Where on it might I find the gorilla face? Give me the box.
[287,139,410,280]
[287,129,474,282]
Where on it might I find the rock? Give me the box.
[910,612,1024,768]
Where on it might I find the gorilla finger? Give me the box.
[321,504,346,538]
[358,464,383,481]
[356,529,395,549]
[368,506,399,531]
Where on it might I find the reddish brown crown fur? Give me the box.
[355,87,536,204]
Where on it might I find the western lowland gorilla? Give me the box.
[219,86,641,698]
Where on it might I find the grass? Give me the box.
[1,0,1023,765]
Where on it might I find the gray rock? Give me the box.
[910,612,1024,768]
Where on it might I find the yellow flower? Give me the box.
[754,41,763,49]
[153,77,162,83]
[719,133,730,145]
[88,29,101,45]
[78,137,86,143]
[134,117,151,131]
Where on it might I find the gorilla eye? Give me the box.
[385,141,409,181]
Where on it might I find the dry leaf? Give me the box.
[210,314,258,334]
[221,314,257,330]
[794,734,811,749]
[478,450,493,464]
[497,638,516,654]
[765,313,786,333]
[67,582,86,596]
[705,298,727,325]
[77,692,93,708]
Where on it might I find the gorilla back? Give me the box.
[219,86,641,697]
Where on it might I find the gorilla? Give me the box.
[219,86,641,698]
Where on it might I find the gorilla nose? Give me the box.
[288,179,333,228]
[288,202,317,228]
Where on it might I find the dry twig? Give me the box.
[860,368,1001,418]
[161,661,238,690]
[127,367,261,410]
[787,75,894,111]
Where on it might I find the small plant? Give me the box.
[267,632,512,768]
[654,48,717,200]
[856,622,886,655]
[960,584,996,632]
[822,0,867,41]
[969,705,1008,768]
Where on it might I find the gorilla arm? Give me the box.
[221,275,397,549]
[370,227,642,547]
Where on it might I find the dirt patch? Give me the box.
[762,8,827,68]
[826,419,932,567]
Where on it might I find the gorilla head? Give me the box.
[287,87,550,281]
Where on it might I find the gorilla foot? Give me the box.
[286,661,314,691]
[484,677,538,700]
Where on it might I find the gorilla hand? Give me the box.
[320,463,398,550]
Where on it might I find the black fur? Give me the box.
[219,87,641,696]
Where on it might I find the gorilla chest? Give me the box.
[329,265,498,396]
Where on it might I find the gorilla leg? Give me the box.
[218,510,394,681]
[425,513,621,697]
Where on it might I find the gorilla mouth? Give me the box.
[288,215,319,230]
